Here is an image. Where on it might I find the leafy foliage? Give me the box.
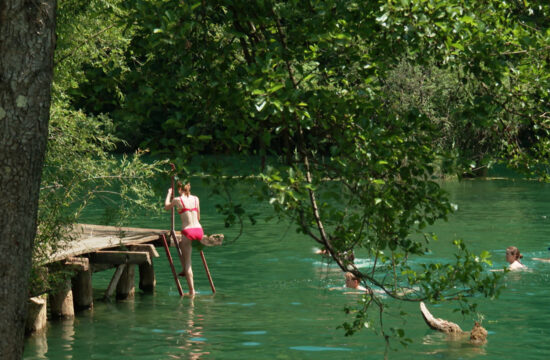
[31,101,167,295]
[53,0,550,343]
[30,0,166,296]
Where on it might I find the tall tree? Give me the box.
[0,0,56,358]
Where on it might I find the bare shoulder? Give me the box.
[509,261,528,270]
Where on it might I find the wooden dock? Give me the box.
[48,224,169,263]
[26,223,222,334]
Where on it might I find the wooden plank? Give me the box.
[90,251,151,265]
[73,224,169,237]
[91,263,115,273]
[49,239,155,263]
[128,244,159,258]
[47,224,223,265]
[63,257,89,271]
[47,224,170,263]
[104,264,126,300]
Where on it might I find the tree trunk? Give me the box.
[0,1,56,359]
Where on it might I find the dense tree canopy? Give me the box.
[70,1,549,174]
[35,0,550,348]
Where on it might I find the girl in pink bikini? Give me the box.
[165,181,203,296]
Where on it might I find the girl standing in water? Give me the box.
[165,181,203,296]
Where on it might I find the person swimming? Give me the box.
[505,246,527,271]
[532,247,550,263]
[315,247,355,263]
[344,272,367,291]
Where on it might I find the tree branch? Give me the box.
[55,24,116,66]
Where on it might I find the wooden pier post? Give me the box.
[130,244,158,292]
[72,267,93,310]
[26,295,48,334]
[49,279,75,318]
[66,257,92,311]
[139,262,155,292]
[116,264,135,300]
[104,264,126,300]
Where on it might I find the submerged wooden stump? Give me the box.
[420,302,488,344]
[201,234,224,247]
[470,322,488,345]
[420,301,462,333]
[26,295,48,334]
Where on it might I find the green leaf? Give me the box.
[268,84,284,93]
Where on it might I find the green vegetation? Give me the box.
[42,0,549,347]
[32,0,166,296]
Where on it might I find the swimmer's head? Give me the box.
[506,246,522,262]
[345,272,359,288]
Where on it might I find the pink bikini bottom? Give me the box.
[181,227,204,241]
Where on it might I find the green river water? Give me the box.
[23,177,550,359]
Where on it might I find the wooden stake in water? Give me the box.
[161,234,183,296]
[200,249,216,293]
[170,163,186,274]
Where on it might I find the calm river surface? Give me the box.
[24,177,550,359]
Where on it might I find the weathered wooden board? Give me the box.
[201,234,224,247]
[128,244,159,258]
[105,264,126,299]
[64,257,89,271]
[47,224,169,263]
[47,224,224,264]
[90,251,151,265]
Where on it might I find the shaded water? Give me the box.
[24,178,550,359]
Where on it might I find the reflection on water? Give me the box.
[290,345,353,352]
[421,333,487,358]
[24,318,75,360]
[25,331,48,359]
[23,178,550,359]
[174,299,210,359]
[60,318,74,358]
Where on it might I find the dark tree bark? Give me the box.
[0,1,56,358]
